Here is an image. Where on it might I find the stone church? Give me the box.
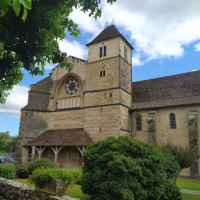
[15,25,200,178]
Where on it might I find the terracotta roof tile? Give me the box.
[86,25,134,49]
[132,71,200,109]
[24,128,92,147]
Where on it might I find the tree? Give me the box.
[0,133,18,153]
[158,142,195,181]
[81,136,181,200]
[0,0,116,103]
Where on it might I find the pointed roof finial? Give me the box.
[86,25,134,49]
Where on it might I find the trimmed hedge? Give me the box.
[28,158,55,175]
[0,164,16,179]
[29,168,80,187]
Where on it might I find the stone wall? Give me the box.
[0,178,79,200]
[131,105,200,177]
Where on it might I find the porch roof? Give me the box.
[24,128,92,147]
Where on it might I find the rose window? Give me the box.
[65,78,79,95]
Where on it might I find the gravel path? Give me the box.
[181,189,200,195]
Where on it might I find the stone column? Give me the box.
[148,112,156,144]
[188,111,199,178]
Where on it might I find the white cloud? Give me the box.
[132,54,144,67]
[70,0,200,63]
[195,43,200,51]
[0,85,29,118]
[70,8,102,37]
[58,39,87,60]
[44,63,56,70]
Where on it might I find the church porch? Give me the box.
[24,128,91,169]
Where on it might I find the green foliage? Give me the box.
[27,158,55,175]
[0,164,16,179]
[29,168,79,187]
[161,150,180,179]
[0,0,116,103]
[158,142,195,179]
[0,133,18,153]
[15,164,29,178]
[16,168,29,178]
[70,169,82,185]
[0,0,31,20]
[81,136,181,200]
[161,179,182,200]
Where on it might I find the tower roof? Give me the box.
[86,25,134,49]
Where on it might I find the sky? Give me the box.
[1,0,200,136]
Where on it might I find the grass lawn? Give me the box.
[177,178,200,191]
[66,185,91,200]
[182,193,200,200]
[13,179,34,187]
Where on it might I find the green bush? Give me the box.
[16,168,29,178]
[0,164,16,179]
[161,150,180,179]
[70,169,82,184]
[81,136,182,200]
[29,168,79,187]
[15,164,29,178]
[158,142,195,180]
[28,158,55,175]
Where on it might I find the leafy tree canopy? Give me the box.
[0,133,18,153]
[0,0,116,103]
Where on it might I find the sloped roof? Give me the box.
[132,71,200,109]
[24,128,92,147]
[86,25,134,49]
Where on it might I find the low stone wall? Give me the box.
[0,178,79,200]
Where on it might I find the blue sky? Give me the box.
[1,0,200,136]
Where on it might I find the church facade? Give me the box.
[15,25,200,178]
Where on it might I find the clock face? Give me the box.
[65,78,79,95]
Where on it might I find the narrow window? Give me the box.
[103,70,105,77]
[100,71,102,77]
[104,46,106,57]
[99,47,102,58]
[136,115,142,131]
[110,93,112,97]
[170,113,176,129]
[72,57,75,63]
[124,46,127,60]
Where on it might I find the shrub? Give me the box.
[16,168,29,178]
[81,136,182,200]
[161,150,180,180]
[28,158,55,175]
[29,168,79,187]
[15,164,29,178]
[0,164,16,179]
[158,142,195,180]
[70,169,82,184]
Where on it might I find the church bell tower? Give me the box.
[83,25,134,141]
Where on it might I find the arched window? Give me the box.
[170,113,176,129]
[136,115,142,131]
